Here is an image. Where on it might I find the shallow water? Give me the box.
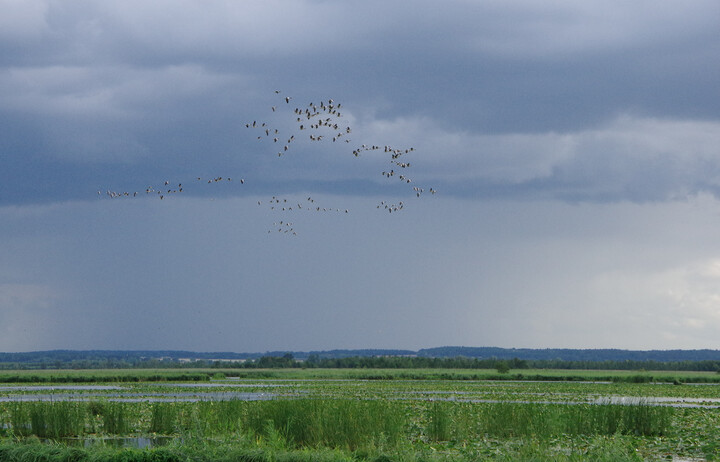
[0,385,123,391]
[2,380,717,408]
[0,381,295,402]
[47,436,175,449]
[148,382,290,388]
[413,396,720,409]
[0,391,277,402]
[591,396,720,407]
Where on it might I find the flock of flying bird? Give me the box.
[101,91,436,235]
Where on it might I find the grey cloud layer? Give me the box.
[1,0,719,205]
[4,194,720,352]
[2,1,720,353]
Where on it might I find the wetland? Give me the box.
[1,368,719,460]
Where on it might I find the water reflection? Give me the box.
[0,385,123,391]
[148,382,290,388]
[2,381,718,408]
[412,396,720,409]
[0,391,278,402]
[53,436,174,449]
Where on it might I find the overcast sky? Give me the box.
[2,0,720,353]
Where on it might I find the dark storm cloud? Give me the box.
[1,0,719,206]
[3,1,720,353]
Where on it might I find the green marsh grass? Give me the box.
[3,398,674,444]
[20,401,85,438]
[149,402,180,434]
[4,366,720,384]
[98,401,131,435]
[423,401,673,441]
[1,371,712,460]
[426,401,451,442]
[229,398,407,450]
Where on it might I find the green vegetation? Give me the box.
[0,397,684,452]
[5,399,408,447]
[0,370,209,383]
[0,437,661,462]
[495,360,511,374]
[0,399,677,460]
[9,401,85,438]
[2,367,719,384]
[1,369,719,460]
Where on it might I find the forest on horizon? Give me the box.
[2,347,720,372]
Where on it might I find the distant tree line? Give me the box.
[3,354,720,372]
[258,356,720,372]
[416,346,720,363]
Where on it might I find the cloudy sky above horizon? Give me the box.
[2,0,720,353]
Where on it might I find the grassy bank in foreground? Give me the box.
[0,437,653,462]
[1,367,719,383]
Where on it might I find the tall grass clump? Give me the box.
[34,401,86,438]
[558,401,673,437]
[150,398,407,450]
[478,402,673,438]
[423,401,674,442]
[97,401,131,434]
[10,401,87,438]
[7,403,31,437]
[186,399,245,436]
[481,402,548,438]
[426,401,451,442]
[243,398,406,450]
[149,402,180,434]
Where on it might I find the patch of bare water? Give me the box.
[0,385,123,391]
[0,391,278,402]
[47,436,175,449]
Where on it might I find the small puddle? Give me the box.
[48,436,175,449]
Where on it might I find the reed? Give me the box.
[422,400,673,441]
[149,402,179,434]
[161,398,408,449]
[1,397,674,450]
[241,398,406,450]
[7,403,31,437]
[98,401,131,435]
[426,401,451,442]
[186,399,245,436]
[25,401,86,438]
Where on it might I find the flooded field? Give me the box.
[1,370,720,460]
[2,377,720,405]
[0,380,298,401]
